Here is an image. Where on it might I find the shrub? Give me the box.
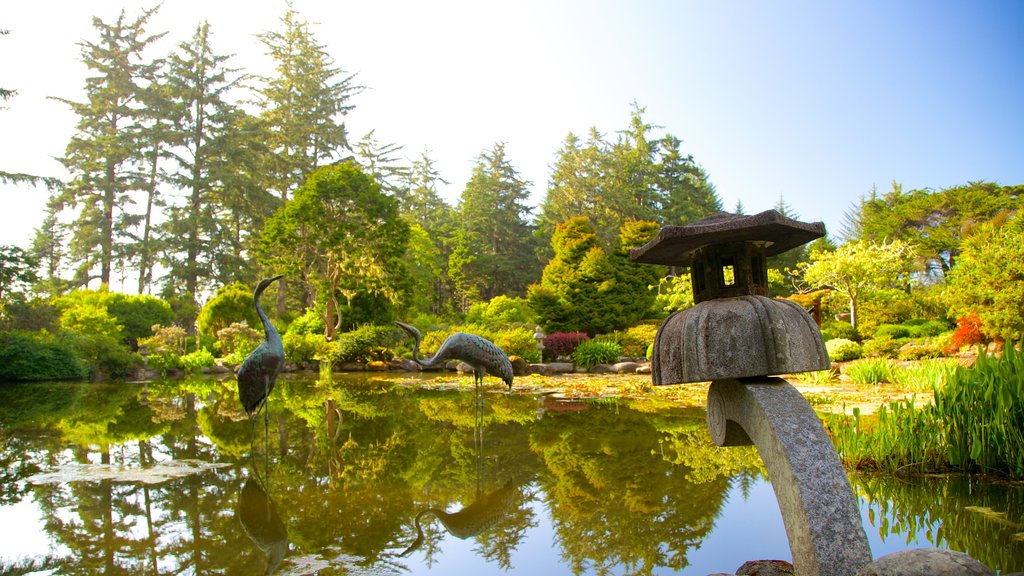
[598,323,659,358]
[543,332,589,360]
[180,348,215,373]
[283,331,326,364]
[492,327,541,363]
[873,324,911,340]
[820,321,860,343]
[61,332,140,379]
[217,322,261,356]
[465,295,535,328]
[949,314,984,351]
[897,342,942,361]
[197,282,259,337]
[842,358,895,385]
[572,340,623,369]
[825,338,862,362]
[319,325,394,367]
[105,293,174,346]
[861,337,903,359]
[286,308,325,336]
[906,319,952,338]
[0,331,88,382]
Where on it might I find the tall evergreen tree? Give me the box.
[255,6,358,203]
[399,149,456,315]
[160,22,247,300]
[540,106,721,249]
[449,143,539,308]
[53,7,165,288]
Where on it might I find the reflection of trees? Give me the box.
[530,403,756,575]
[853,474,1024,573]
[4,375,767,574]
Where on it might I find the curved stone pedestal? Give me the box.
[707,378,872,576]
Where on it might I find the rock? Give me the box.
[391,359,421,372]
[527,363,548,375]
[736,560,793,575]
[508,355,529,376]
[546,362,575,374]
[365,361,388,371]
[455,361,472,374]
[612,361,642,374]
[855,549,994,576]
[338,362,364,372]
[636,364,652,374]
[589,364,613,374]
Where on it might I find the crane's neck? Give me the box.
[254,283,282,348]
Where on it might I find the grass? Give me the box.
[843,358,897,385]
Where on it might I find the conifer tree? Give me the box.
[53,7,165,287]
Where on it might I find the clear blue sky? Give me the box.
[3,0,1023,250]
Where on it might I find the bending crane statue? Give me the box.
[395,321,514,392]
[237,275,285,443]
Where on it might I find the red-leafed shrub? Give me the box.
[949,313,985,352]
[543,332,589,360]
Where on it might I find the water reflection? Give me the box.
[0,375,1020,574]
[237,474,288,574]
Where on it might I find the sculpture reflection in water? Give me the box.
[399,387,523,559]
[237,459,288,574]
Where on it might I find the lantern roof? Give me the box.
[629,209,826,267]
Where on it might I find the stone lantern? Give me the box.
[630,209,831,385]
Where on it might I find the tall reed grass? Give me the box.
[828,346,1024,478]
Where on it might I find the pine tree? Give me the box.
[160,22,247,300]
[449,143,540,307]
[53,7,165,287]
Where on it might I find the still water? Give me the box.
[0,373,1021,575]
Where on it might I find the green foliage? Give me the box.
[283,331,326,364]
[572,340,623,369]
[491,327,541,363]
[287,308,326,336]
[317,325,394,367]
[653,273,694,313]
[179,348,215,373]
[529,217,661,335]
[58,301,123,340]
[60,332,140,379]
[105,293,174,346]
[597,323,659,358]
[844,181,1024,273]
[825,338,862,362]
[830,347,1024,478]
[945,214,1024,343]
[820,320,860,343]
[861,337,903,359]
[797,238,917,331]
[0,331,88,382]
[890,358,957,392]
[197,283,259,337]
[936,345,1024,476]
[464,295,535,328]
[842,358,896,385]
[538,105,720,250]
[216,322,261,357]
[448,143,541,305]
[261,161,410,333]
[827,399,945,475]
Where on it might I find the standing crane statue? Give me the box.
[237,275,285,449]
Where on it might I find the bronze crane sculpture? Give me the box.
[237,275,285,445]
[394,321,514,392]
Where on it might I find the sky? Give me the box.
[3,0,1024,253]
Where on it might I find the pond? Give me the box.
[0,373,1021,575]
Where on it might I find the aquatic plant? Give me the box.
[935,344,1024,476]
[843,358,896,385]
